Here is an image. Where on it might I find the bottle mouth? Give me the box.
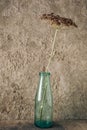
[39,72,50,76]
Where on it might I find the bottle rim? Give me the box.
[39,72,50,76]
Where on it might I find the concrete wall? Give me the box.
[0,0,87,121]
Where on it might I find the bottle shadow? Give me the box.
[22,122,65,130]
[1,122,65,130]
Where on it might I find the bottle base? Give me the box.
[34,120,53,128]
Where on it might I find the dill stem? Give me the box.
[46,29,58,72]
[39,29,58,121]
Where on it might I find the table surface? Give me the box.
[0,120,87,130]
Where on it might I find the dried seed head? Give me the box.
[41,13,77,28]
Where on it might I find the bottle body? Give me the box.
[34,72,53,128]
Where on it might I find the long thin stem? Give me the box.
[39,29,58,121]
[46,29,58,72]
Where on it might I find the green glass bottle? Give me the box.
[34,72,53,128]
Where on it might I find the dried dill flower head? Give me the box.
[41,13,77,28]
[40,13,78,71]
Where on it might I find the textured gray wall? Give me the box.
[0,0,87,121]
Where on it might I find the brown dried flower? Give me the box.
[41,13,77,28]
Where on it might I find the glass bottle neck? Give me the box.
[39,72,50,87]
[39,72,50,81]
